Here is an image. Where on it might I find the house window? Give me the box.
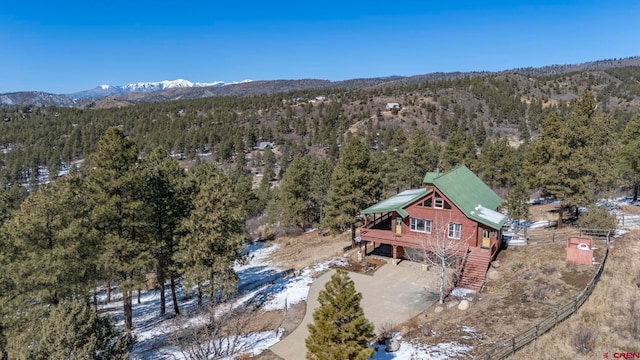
[424,197,432,207]
[410,218,432,233]
[448,223,461,239]
[434,194,444,209]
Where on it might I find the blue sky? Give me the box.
[1,0,638,94]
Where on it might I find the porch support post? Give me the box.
[392,245,398,266]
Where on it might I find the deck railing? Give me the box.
[362,212,392,229]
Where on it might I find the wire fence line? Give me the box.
[479,230,611,359]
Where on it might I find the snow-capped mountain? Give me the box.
[68,79,251,99]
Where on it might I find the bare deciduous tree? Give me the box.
[168,303,269,360]
[406,214,470,304]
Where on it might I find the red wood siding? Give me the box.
[360,190,502,256]
[402,189,480,248]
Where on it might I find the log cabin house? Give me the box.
[359,165,507,290]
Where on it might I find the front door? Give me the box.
[481,229,491,249]
[395,217,402,235]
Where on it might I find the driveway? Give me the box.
[269,258,440,360]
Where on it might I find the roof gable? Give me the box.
[425,165,506,229]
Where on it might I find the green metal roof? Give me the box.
[361,166,506,229]
[425,165,506,229]
[361,188,431,218]
[423,171,438,184]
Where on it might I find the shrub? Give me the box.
[542,264,557,275]
[572,327,596,354]
[532,284,548,300]
[276,225,303,238]
[419,323,434,337]
[578,205,617,230]
[377,322,396,341]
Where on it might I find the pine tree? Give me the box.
[6,300,131,360]
[323,138,382,245]
[401,130,439,188]
[474,121,487,148]
[374,150,403,194]
[174,164,245,306]
[142,146,194,315]
[504,176,530,235]
[461,132,478,171]
[309,157,333,224]
[617,114,640,201]
[477,137,518,188]
[1,172,94,307]
[525,91,617,227]
[85,128,153,332]
[306,270,375,360]
[272,155,312,229]
[439,128,465,171]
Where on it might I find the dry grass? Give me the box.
[513,230,640,359]
[620,205,640,215]
[529,203,562,222]
[269,229,352,271]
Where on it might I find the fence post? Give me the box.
[512,336,516,353]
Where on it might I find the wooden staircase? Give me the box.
[456,247,491,291]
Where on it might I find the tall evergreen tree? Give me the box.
[473,121,487,148]
[439,128,465,171]
[306,270,375,360]
[461,132,478,171]
[323,138,382,245]
[504,175,531,235]
[374,150,403,194]
[271,155,313,229]
[525,91,617,227]
[477,137,518,188]
[1,172,94,308]
[309,157,334,225]
[142,146,194,315]
[174,164,246,306]
[85,128,153,332]
[618,114,640,201]
[5,300,131,360]
[401,130,439,189]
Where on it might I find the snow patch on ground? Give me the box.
[99,241,350,359]
[370,340,472,359]
[158,329,283,360]
[99,237,483,359]
[450,287,475,300]
[261,257,348,311]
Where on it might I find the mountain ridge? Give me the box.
[67,78,252,99]
[1,56,638,107]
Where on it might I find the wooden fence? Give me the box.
[480,230,611,359]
